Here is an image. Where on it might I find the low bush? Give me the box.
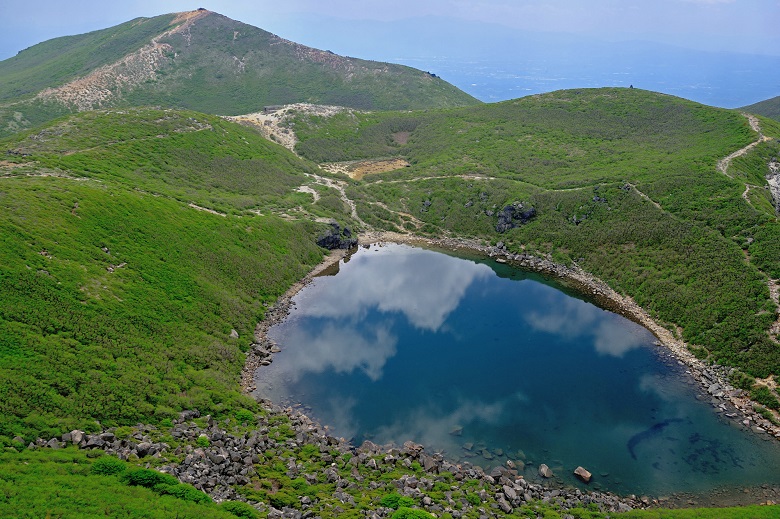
[122,467,179,488]
[750,385,780,410]
[90,455,126,476]
[391,508,435,519]
[155,482,212,504]
[220,501,259,518]
[381,493,416,509]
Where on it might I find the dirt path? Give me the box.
[717,113,772,178]
[626,183,663,211]
[307,172,367,227]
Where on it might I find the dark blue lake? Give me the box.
[256,243,780,496]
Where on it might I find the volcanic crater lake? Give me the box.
[256,243,780,496]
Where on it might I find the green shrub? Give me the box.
[391,508,434,519]
[381,494,416,510]
[90,455,127,476]
[753,405,779,425]
[235,409,254,424]
[465,492,481,505]
[197,435,210,448]
[122,467,179,488]
[750,385,780,410]
[114,426,134,440]
[220,501,260,518]
[155,483,212,504]
[729,370,756,391]
[268,491,298,509]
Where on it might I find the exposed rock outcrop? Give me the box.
[316,222,358,250]
[495,203,536,233]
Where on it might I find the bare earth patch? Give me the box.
[320,158,410,180]
[226,103,356,154]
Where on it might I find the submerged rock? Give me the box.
[539,463,553,478]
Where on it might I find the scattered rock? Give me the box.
[574,466,592,483]
[539,464,554,478]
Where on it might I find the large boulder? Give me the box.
[538,463,554,478]
[574,466,592,483]
[495,204,536,233]
[316,223,358,250]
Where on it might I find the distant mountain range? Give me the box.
[0,10,478,138]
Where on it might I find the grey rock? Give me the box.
[502,485,517,501]
[136,442,152,457]
[538,464,554,478]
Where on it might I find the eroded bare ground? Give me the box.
[35,10,211,111]
[226,104,357,155]
[306,172,367,227]
[320,158,410,180]
[188,203,227,217]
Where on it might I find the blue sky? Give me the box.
[1,0,778,60]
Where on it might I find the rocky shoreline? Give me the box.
[26,405,648,517]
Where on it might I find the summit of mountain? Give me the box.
[0,9,478,137]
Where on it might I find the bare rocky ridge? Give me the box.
[36,11,208,110]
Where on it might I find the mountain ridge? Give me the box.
[744,95,780,122]
[0,9,478,137]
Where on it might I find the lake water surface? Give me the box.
[257,243,780,496]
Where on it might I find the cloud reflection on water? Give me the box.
[523,294,649,357]
[276,323,397,382]
[297,246,493,332]
[370,392,528,457]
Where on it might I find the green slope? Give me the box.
[0,10,479,138]
[743,95,780,122]
[0,15,178,104]
[0,108,357,439]
[289,88,780,378]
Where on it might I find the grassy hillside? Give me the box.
[0,10,479,138]
[743,95,780,122]
[0,108,359,440]
[3,92,780,517]
[289,88,780,378]
[0,15,178,104]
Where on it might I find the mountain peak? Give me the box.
[0,10,478,136]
